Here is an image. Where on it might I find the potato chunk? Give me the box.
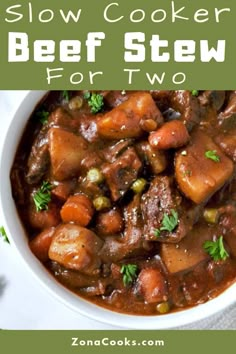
[49,224,103,275]
[97,92,163,139]
[48,128,88,181]
[175,130,234,204]
[161,225,212,273]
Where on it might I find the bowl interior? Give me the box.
[1,91,236,329]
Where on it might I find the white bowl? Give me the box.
[0,90,236,329]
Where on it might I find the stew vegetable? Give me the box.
[11,90,236,315]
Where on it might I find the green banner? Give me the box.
[0,0,236,89]
[0,330,235,354]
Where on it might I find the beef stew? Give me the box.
[11,90,236,315]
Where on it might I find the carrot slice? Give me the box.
[60,194,94,226]
[29,227,55,262]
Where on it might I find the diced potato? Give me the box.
[97,92,163,139]
[48,128,88,181]
[175,130,234,204]
[29,227,55,262]
[49,224,103,275]
[160,225,213,273]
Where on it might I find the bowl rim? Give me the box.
[1,90,236,329]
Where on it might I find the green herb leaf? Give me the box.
[161,209,179,232]
[203,236,229,261]
[154,229,161,237]
[155,209,179,237]
[0,226,10,244]
[84,92,104,114]
[62,90,70,102]
[33,181,52,212]
[191,90,199,97]
[36,110,49,125]
[205,150,220,162]
[120,264,138,286]
[83,91,91,100]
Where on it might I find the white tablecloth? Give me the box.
[0,91,236,330]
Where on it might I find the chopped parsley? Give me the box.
[205,150,220,162]
[0,226,10,244]
[155,209,179,237]
[191,90,199,97]
[154,229,161,237]
[84,92,104,114]
[36,110,49,125]
[33,181,53,212]
[62,90,70,102]
[120,264,138,286]
[203,236,229,261]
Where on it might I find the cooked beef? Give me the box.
[102,147,142,201]
[141,176,200,243]
[26,126,49,184]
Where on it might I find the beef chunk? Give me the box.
[26,126,50,184]
[170,90,201,131]
[100,195,151,262]
[198,91,226,111]
[102,139,133,163]
[218,91,236,129]
[136,141,167,175]
[102,147,142,201]
[219,204,236,258]
[214,129,236,162]
[103,90,133,108]
[141,176,200,243]
[48,107,80,132]
[79,114,99,143]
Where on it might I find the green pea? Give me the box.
[68,96,83,110]
[203,208,220,224]
[131,178,147,194]
[156,302,170,314]
[93,196,111,211]
[87,168,104,184]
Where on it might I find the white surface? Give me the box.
[0,91,236,330]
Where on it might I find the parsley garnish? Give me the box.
[33,181,53,212]
[205,150,220,162]
[62,90,70,102]
[155,209,179,237]
[0,226,10,244]
[84,92,104,114]
[36,110,49,125]
[203,236,229,261]
[191,90,199,97]
[120,264,138,286]
[154,229,161,237]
